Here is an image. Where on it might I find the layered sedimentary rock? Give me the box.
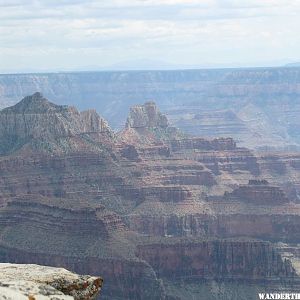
[256,152,300,202]
[127,205,300,242]
[0,95,300,299]
[117,102,300,287]
[170,137,237,151]
[226,180,289,205]
[126,101,169,128]
[135,239,300,300]
[136,239,296,280]
[0,92,112,155]
[120,101,183,145]
[171,141,260,175]
[0,263,102,300]
[0,197,126,238]
[0,92,111,137]
[1,68,300,149]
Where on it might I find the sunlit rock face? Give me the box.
[126,101,169,129]
[119,101,183,145]
[0,263,102,300]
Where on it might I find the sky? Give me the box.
[0,0,300,73]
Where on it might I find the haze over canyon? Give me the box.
[1,67,300,151]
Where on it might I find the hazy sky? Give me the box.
[0,0,300,72]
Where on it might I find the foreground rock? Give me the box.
[0,263,103,300]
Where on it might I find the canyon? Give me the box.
[0,93,300,299]
[1,67,300,150]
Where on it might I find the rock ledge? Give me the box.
[0,263,103,300]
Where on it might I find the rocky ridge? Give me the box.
[1,68,300,149]
[0,92,112,155]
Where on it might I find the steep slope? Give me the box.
[0,92,112,155]
[119,101,184,145]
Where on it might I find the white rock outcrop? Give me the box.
[0,263,103,300]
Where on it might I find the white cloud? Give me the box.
[0,0,300,72]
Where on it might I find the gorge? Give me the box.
[1,67,300,150]
[0,93,300,299]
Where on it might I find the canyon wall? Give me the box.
[1,67,300,149]
[136,239,296,280]
[0,95,300,299]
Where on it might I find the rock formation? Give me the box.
[120,101,183,145]
[0,263,102,300]
[226,180,289,205]
[136,239,297,279]
[1,67,300,150]
[170,137,237,151]
[0,95,300,299]
[126,101,169,128]
[0,92,112,155]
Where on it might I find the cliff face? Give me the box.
[227,180,289,205]
[120,101,183,145]
[0,92,112,155]
[0,245,166,300]
[0,263,102,300]
[170,137,237,151]
[135,239,300,300]
[136,239,296,280]
[126,101,169,129]
[127,213,300,242]
[1,95,300,299]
